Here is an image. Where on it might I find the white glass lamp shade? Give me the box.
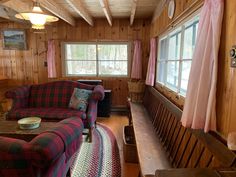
[15,3,59,29]
[29,6,46,25]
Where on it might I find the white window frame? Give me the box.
[156,12,200,96]
[62,41,131,77]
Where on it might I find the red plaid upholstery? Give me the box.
[0,137,34,177]
[28,81,94,108]
[86,99,98,128]
[0,117,83,177]
[6,108,86,121]
[5,80,105,129]
[44,117,84,161]
[5,86,30,110]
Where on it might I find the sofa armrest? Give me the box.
[0,137,34,175]
[5,86,30,109]
[84,85,104,129]
[91,85,105,101]
[86,99,98,129]
[29,132,65,168]
[30,117,83,167]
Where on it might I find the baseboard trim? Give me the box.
[111,106,128,113]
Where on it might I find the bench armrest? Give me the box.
[5,86,30,109]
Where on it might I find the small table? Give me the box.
[0,120,57,141]
[98,89,112,117]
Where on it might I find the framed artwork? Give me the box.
[2,29,27,50]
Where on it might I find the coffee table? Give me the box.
[0,120,57,141]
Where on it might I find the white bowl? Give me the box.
[18,117,41,130]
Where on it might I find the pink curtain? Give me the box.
[145,38,157,86]
[181,0,224,132]
[47,40,57,78]
[131,40,142,79]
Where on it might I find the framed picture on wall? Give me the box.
[2,29,27,50]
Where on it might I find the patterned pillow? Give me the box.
[69,88,92,112]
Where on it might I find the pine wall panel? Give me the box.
[0,19,150,108]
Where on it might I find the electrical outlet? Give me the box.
[230,45,236,67]
[231,58,236,67]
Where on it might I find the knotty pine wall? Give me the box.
[217,0,236,138]
[0,19,150,108]
[150,0,236,138]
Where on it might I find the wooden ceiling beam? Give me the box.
[38,0,76,26]
[64,0,94,26]
[0,0,11,4]
[152,0,168,23]
[130,0,137,26]
[2,0,31,12]
[98,0,112,26]
[0,4,29,23]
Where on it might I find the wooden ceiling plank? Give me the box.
[64,0,94,26]
[130,0,137,26]
[98,0,112,26]
[38,0,76,26]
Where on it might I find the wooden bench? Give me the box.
[129,86,236,177]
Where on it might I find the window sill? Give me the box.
[155,83,185,109]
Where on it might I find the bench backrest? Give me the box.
[143,86,236,168]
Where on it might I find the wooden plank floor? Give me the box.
[97,113,140,177]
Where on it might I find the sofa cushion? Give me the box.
[6,108,86,120]
[28,81,94,108]
[69,88,92,111]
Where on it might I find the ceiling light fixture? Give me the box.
[15,1,59,29]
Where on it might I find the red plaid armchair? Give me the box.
[5,80,104,141]
[0,117,83,177]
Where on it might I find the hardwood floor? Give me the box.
[97,113,140,177]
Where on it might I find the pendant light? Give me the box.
[15,1,59,29]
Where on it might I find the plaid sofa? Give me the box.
[0,117,84,177]
[5,80,105,131]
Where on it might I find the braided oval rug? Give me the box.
[71,123,121,177]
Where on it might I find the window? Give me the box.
[156,15,199,96]
[63,42,130,77]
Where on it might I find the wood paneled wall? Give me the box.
[217,0,236,138]
[150,0,236,138]
[2,0,235,138]
[150,0,203,109]
[150,0,203,37]
[0,19,150,107]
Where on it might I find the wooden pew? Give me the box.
[129,86,236,177]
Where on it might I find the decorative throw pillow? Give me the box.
[69,88,92,112]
